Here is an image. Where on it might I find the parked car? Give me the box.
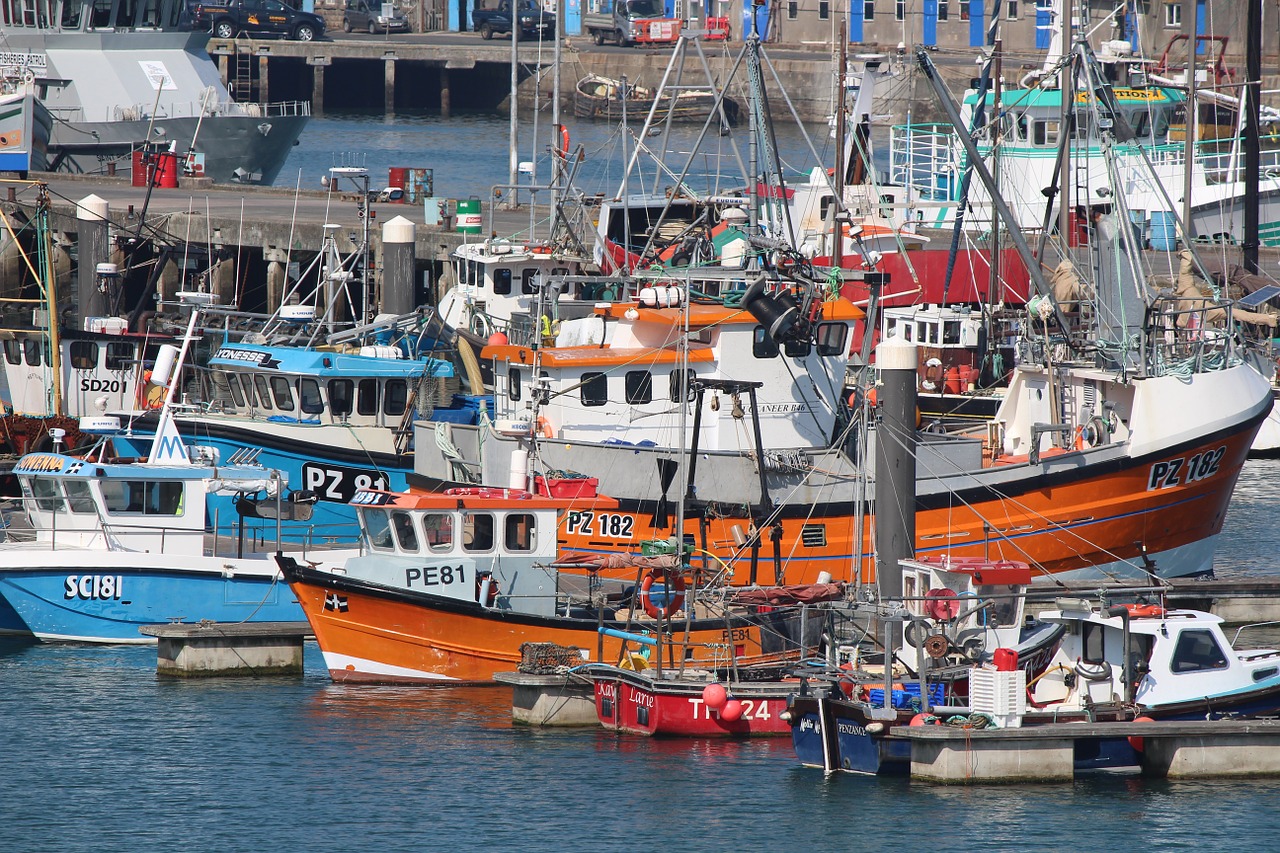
[193,0,326,41]
[471,0,555,40]
[343,0,409,33]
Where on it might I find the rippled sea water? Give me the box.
[5,461,1280,852]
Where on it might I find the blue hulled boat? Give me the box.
[0,411,345,643]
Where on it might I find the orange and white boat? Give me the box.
[414,271,1272,585]
[277,486,834,684]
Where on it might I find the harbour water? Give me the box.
[275,110,839,201]
[4,459,1280,851]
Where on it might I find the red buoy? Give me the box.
[702,683,728,711]
[488,331,509,346]
[720,699,744,722]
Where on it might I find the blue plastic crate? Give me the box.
[867,682,945,710]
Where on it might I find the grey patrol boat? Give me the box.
[0,0,309,184]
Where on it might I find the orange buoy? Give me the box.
[1128,715,1156,752]
[488,331,509,346]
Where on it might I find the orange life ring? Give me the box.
[639,568,686,619]
[138,370,164,410]
[924,587,960,621]
[1123,603,1166,619]
[560,125,570,158]
[536,416,554,439]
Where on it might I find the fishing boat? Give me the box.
[109,180,458,542]
[786,595,1280,775]
[0,363,339,644]
[0,83,51,176]
[276,485,825,684]
[0,0,309,183]
[573,73,739,126]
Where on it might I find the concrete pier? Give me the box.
[493,671,599,726]
[139,621,312,677]
[897,719,1280,783]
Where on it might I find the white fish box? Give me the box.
[84,317,128,334]
[969,667,1027,728]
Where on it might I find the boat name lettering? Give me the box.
[797,716,819,732]
[16,454,64,473]
[1075,87,1164,103]
[0,51,46,70]
[837,721,866,737]
[303,462,390,503]
[404,565,465,589]
[79,378,124,393]
[721,628,750,643]
[1147,446,1225,490]
[64,575,123,601]
[687,697,773,721]
[630,690,654,708]
[214,348,273,365]
[759,403,807,414]
[598,683,616,700]
[351,490,392,506]
[564,511,634,539]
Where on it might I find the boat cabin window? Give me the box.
[753,326,779,358]
[298,378,324,415]
[943,321,962,345]
[1031,119,1059,147]
[1081,621,1106,663]
[329,379,354,416]
[357,379,378,416]
[115,0,135,26]
[974,584,1018,627]
[23,338,41,366]
[70,342,98,370]
[139,0,159,25]
[89,0,110,26]
[624,370,652,404]
[581,372,607,407]
[462,512,495,552]
[105,342,133,371]
[254,375,273,410]
[904,575,919,615]
[521,269,539,295]
[917,321,933,344]
[30,477,64,512]
[507,367,522,401]
[363,508,394,551]
[423,513,453,551]
[505,512,535,551]
[224,372,246,408]
[1170,629,1229,673]
[384,379,408,416]
[4,339,19,365]
[270,376,295,411]
[101,480,184,515]
[669,368,688,402]
[391,511,419,552]
[816,322,847,356]
[494,269,513,296]
[784,338,811,358]
[64,479,96,513]
[239,375,259,407]
[62,0,82,26]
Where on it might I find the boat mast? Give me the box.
[1244,0,1261,274]
[1180,0,1196,241]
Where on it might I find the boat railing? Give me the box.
[1142,295,1238,376]
[888,122,963,203]
[108,99,312,122]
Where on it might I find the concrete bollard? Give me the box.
[76,194,110,322]
[381,215,415,316]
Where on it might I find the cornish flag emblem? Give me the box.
[65,462,84,475]
[324,593,348,612]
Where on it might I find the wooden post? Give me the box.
[258,54,269,104]
[440,67,451,118]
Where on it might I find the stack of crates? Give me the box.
[969,666,1027,728]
